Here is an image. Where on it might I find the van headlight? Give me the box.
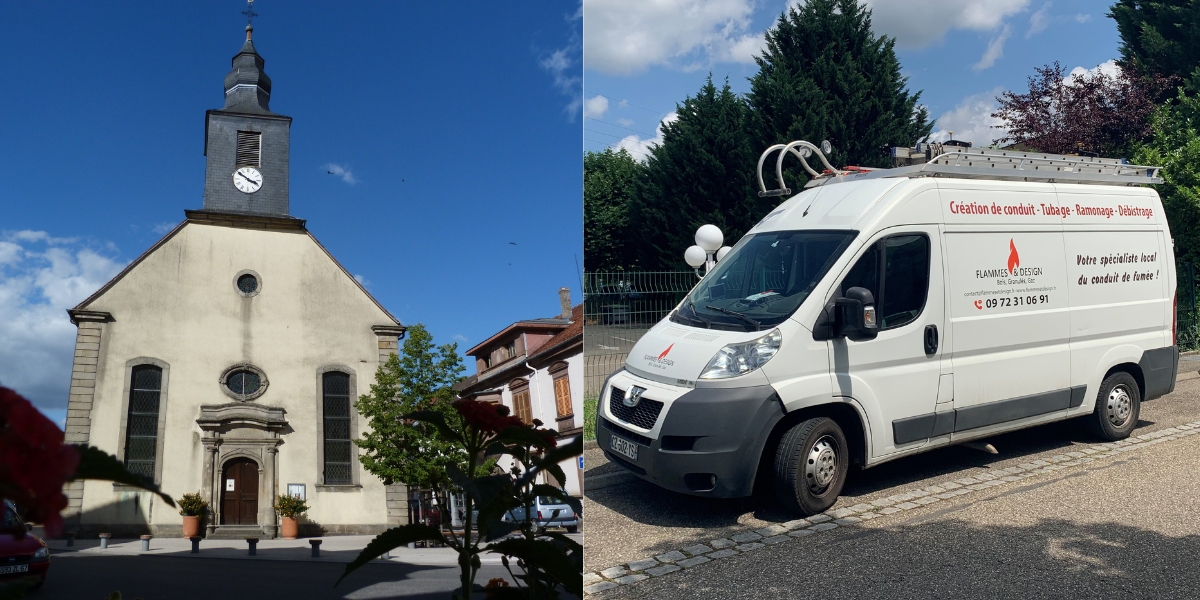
[699,329,782,379]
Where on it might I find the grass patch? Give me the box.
[583,396,597,441]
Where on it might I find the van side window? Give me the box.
[840,234,929,330]
[880,235,930,329]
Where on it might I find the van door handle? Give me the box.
[924,325,939,355]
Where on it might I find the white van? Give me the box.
[596,143,1179,515]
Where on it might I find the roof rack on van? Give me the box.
[756,141,1164,196]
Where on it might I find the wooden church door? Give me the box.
[220,458,259,525]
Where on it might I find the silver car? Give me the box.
[502,496,579,533]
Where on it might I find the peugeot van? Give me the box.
[596,144,1180,515]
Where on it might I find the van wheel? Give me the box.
[1087,372,1141,441]
[774,417,848,515]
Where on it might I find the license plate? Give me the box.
[609,434,639,462]
[0,565,28,574]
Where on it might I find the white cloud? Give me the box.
[1067,59,1120,81]
[616,118,634,127]
[584,95,610,119]
[0,231,126,412]
[861,0,1029,48]
[972,24,1011,71]
[152,222,177,235]
[613,112,679,161]
[453,334,468,344]
[927,87,1007,148]
[583,0,757,75]
[1075,13,1091,23]
[324,163,358,185]
[1027,2,1050,38]
[540,6,583,117]
[723,32,766,64]
[353,273,370,287]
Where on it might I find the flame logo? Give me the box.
[1007,239,1020,274]
[658,344,675,360]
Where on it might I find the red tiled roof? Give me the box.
[529,304,582,359]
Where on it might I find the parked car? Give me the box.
[0,501,50,588]
[501,496,578,533]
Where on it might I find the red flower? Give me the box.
[0,387,79,538]
[454,399,524,435]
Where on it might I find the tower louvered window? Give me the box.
[322,372,352,485]
[236,131,261,167]
[124,366,162,480]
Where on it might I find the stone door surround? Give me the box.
[198,402,288,538]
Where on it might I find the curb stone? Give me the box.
[582,418,1200,595]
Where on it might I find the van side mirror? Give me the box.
[834,287,878,341]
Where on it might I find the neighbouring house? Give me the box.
[455,289,583,496]
[60,24,408,539]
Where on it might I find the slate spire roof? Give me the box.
[221,26,274,114]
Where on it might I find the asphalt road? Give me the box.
[29,555,515,600]
[585,359,1200,578]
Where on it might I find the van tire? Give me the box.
[774,417,849,515]
[1088,372,1141,441]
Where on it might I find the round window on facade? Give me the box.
[234,270,262,298]
[220,364,269,401]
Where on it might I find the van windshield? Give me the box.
[675,230,856,331]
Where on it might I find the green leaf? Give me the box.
[336,524,445,586]
[485,537,583,596]
[68,445,175,508]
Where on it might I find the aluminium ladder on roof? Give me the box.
[755,141,1164,197]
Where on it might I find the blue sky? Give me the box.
[0,1,582,424]
[584,0,1122,159]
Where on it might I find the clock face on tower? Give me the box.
[233,167,263,193]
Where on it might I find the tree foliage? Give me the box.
[634,76,763,271]
[748,0,932,184]
[1110,0,1200,91]
[354,323,467,490]
[583,148,641,271]
[1133,90,1200,266]
[992,62,1161,158]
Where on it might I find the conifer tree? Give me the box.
[584,148,642,271]
[1110,0,1200,92]
[748,0,931,189]
[634,76,763,270]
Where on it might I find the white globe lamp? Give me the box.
[695,224,724,252]
[716,246,732,262]
[684,245,707,269]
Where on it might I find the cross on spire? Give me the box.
[242,0,258,27]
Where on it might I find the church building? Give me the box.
[60,24,408,538]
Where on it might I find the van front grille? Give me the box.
[608,387,664,430]
[599,417,653,446]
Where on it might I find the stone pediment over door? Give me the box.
[197,403,290,538]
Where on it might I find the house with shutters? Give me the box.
[60,24,407,539]
[455,290,583,496]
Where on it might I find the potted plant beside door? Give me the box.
[178,492,208,538]
[273,493,308,540]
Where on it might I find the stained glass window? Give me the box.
[124,365,162,480]
[323,372,352,485]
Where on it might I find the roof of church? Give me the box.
[219,26,275,115]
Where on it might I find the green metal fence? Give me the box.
[1178,262,1198,352]
[583,271,697,397]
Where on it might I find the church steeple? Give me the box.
[222,25,274,114]
[200,1,293,217]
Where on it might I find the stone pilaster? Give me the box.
[62,310,113,531]
[371,324,408,526]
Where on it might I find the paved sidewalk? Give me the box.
[45,534,504,565]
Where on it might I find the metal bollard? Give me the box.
[408,542,415,550]
[190,537,201,554]
[381,550,390,560]
[66,532,76,547]
[99,533,111,549]
[139,535,152,551]
[309,539,322,558]
[246,537,259,556]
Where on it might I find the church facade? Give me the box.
[60,26,407,538]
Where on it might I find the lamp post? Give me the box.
[684,224,732,278]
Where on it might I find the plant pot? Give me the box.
[182,515,202,538]
[281,516,298,540]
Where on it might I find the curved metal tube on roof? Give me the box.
[757,140,846,197]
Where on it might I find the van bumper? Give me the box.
[596,383,785,498]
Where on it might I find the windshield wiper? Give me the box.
[705,305,761,330]
[687,299,713,328]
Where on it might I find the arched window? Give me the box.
[549,362,573,419]
[322,372,352,485]
[510,378,533,424]
[124,365,162,479]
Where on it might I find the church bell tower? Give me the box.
[202,15,292,216]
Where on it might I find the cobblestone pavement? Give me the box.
[584,362,1200,596]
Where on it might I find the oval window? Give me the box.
[237,274,259,295]
[226,370,261,397]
